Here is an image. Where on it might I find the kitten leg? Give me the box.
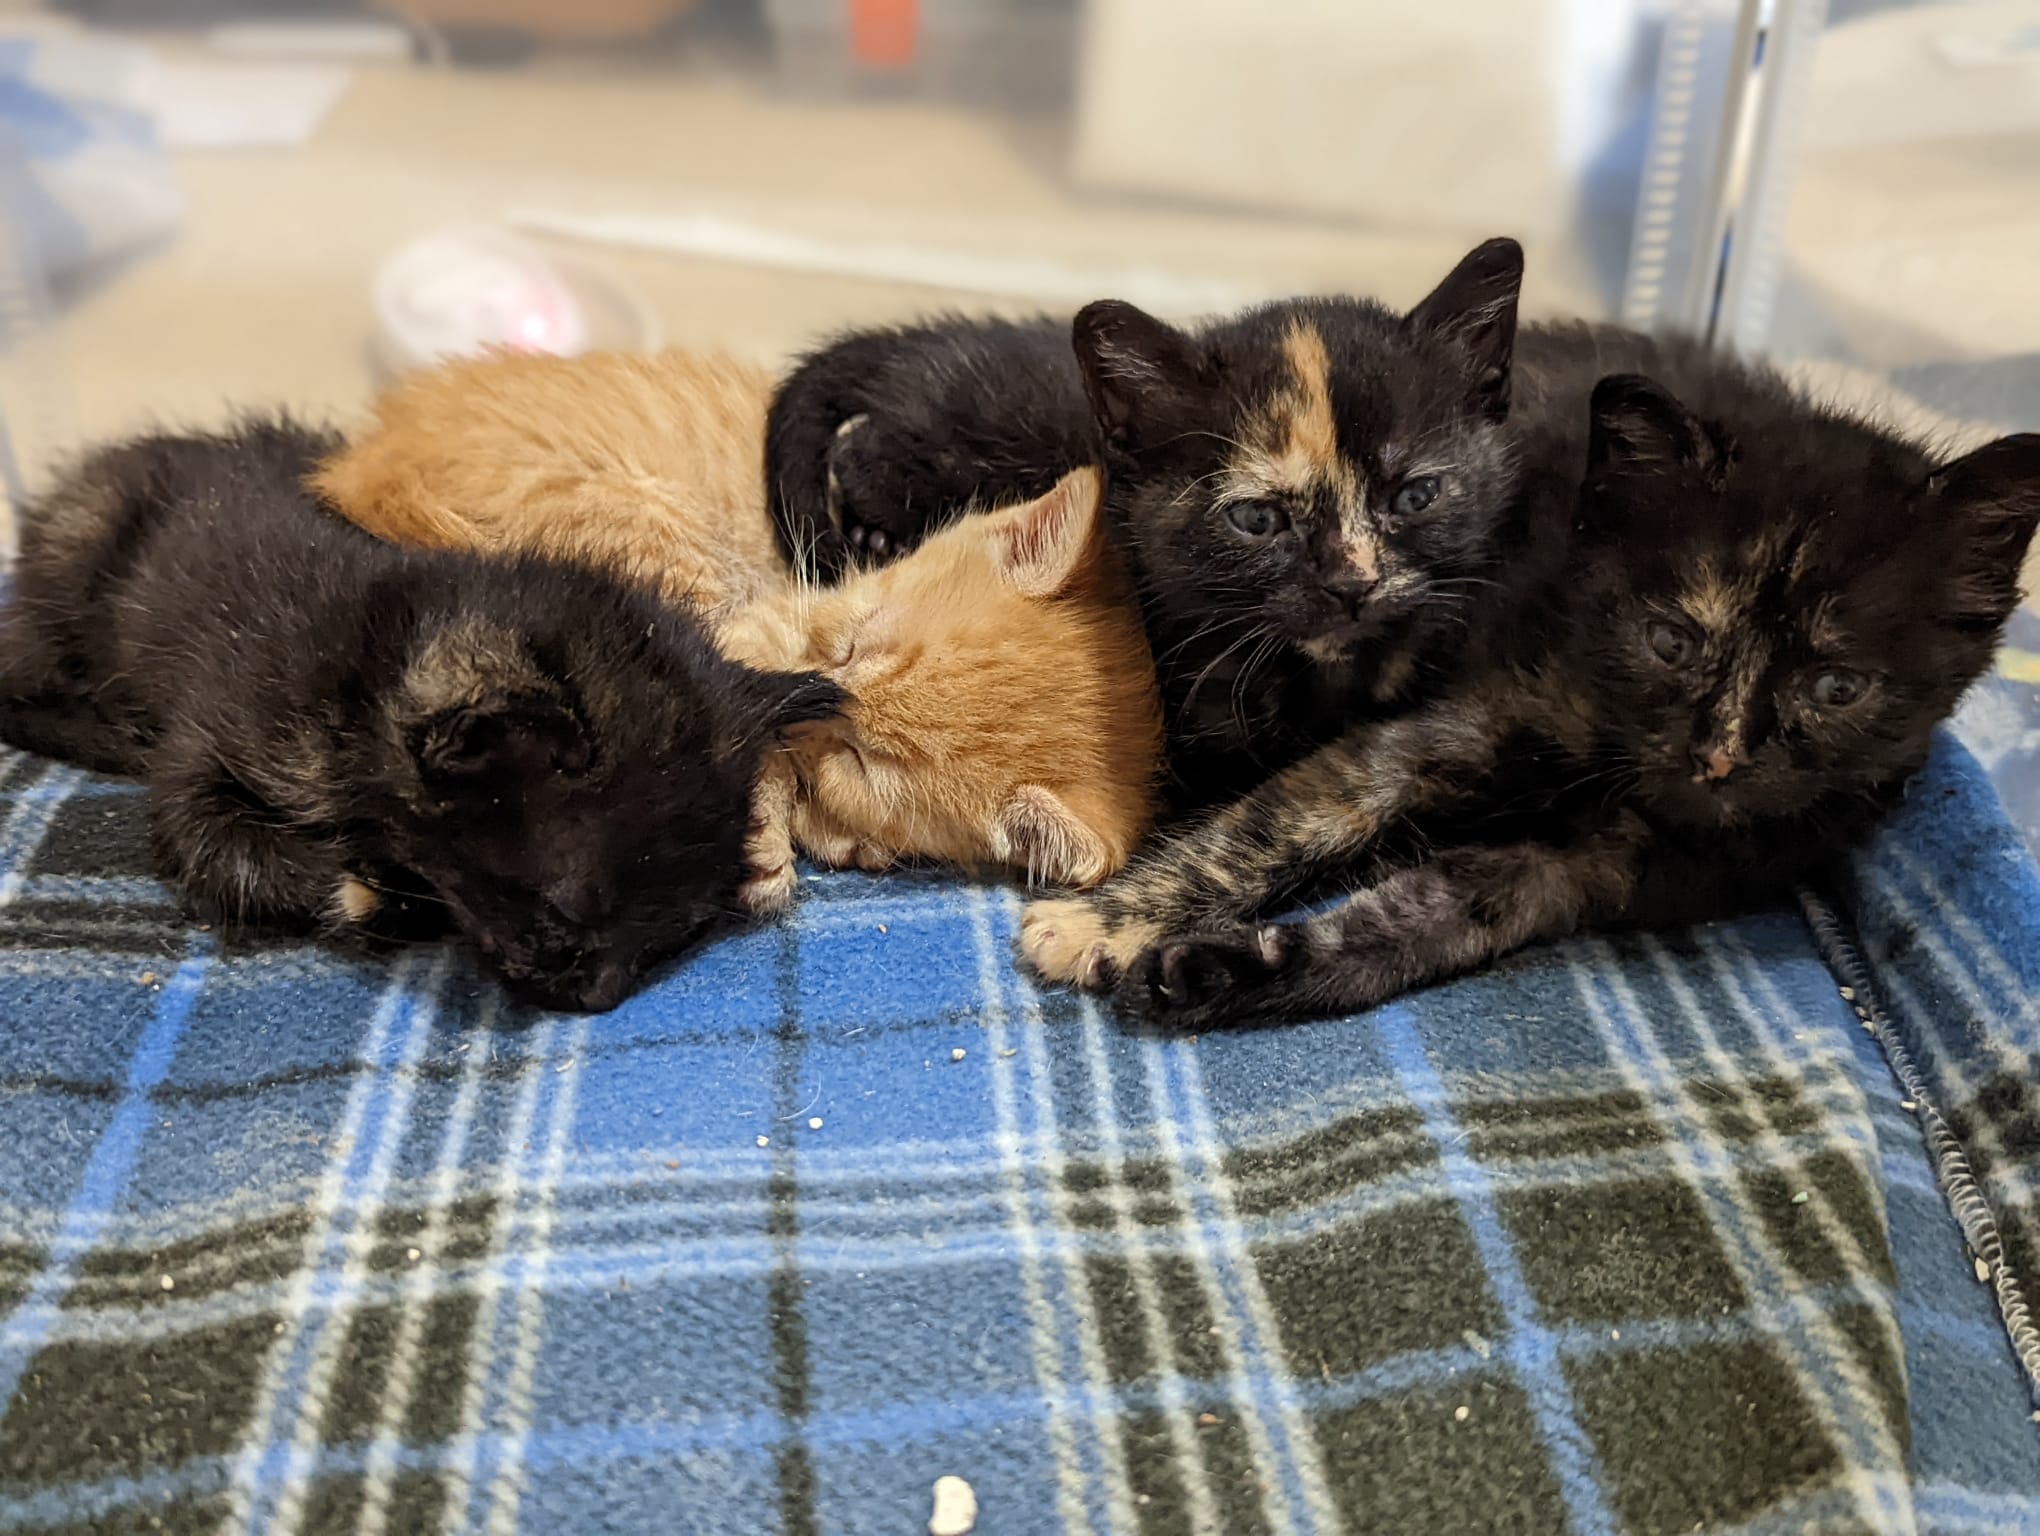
[1021,706,1481,987]
[0,631,154,775]
[145,739,352,932]
[740,753,801,915]
[1114,834,1643,1030]
[766,333,909,578]
[784,795,894,874]
[0,690,153,776]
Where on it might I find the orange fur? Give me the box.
[317,349,1163,894]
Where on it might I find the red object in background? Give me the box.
[850,0,918,68]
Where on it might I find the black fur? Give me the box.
[0,420,844,1012]
[769,239,1532,807]
[1026,346,2040,1027]
[765,314,1092,574]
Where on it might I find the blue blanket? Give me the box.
[0,730,2035,1535]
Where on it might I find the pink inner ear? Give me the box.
[995,469,1101,596]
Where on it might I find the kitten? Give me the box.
[717,466,1160,911]
[0,420,842,1012]
[1020,357,2040,1028]
[314,348,791,618]
[766,238,1529,807]
[315,347,1163,896]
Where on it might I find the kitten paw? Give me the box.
[852,841,895,873]
[1018,898,1160,991]
[1119,924,1297,1029]
[826,413,932,565]
[740,862,799,917]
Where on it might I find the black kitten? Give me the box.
[0,420,843,1011]
[770,239,1528,806]
[1020,357,2040,1027]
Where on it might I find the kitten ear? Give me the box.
[992,785,1113,889]
[731,669,850,751]
[987,467,1104,598]
[1921,433,2040,573]
[1073,301,1210,455]
[1588,374,1728,484]
[1403,236,1522,419]
[416,693,589,783]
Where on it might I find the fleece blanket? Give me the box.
[0,727,2035,1536]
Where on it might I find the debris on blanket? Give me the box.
[928,1474,977,1536]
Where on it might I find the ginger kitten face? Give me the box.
[728,468,1163,886]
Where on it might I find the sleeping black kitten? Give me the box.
[772,238,1530,807]
[1020,355,2040,1027]
[0,420,843,1012]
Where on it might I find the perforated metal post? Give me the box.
[1621,0,1829,354]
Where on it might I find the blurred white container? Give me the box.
[1068,0,1648,240]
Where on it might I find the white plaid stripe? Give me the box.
[217,950,438,1533]
[5,1093,1948,1368]
[969,888,1100,1535]
[1648,937,1903,1321]
[1170,1041,1342,1532]
[1067,991,1224,1530]
[1002,903,1145,1531]
[1126,1022,1309,1536]
[433,1013,570,1533]
[1857,885,2014,1182]
[1574,949,1916,1535]
[1886,845,2040,1024]
[354,990,503,1536]
[0,760,83,905]
[265,953,453,1534]
[480,1011,594,1535]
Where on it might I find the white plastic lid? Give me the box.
[373,225,591,373]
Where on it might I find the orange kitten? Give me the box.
[315,348,1163,905]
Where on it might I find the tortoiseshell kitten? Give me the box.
[0,421,842,1011]
[1020,358,2040,1028]
[771,238,1529,807]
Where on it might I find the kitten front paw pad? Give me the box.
[740,862,799,917]
[1125,925,1294,1026]
[1018,899,1159,991]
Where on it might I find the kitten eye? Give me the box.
[1225,501,1289,540]
[1809,668,1869,709]
[1391,475,1442,517]
[1646,619,1699,667]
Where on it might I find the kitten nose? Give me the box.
[574,964,631,1013]
[546,878,612,928]
[1320,568,1377,617]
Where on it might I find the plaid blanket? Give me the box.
[0,731,2036,1536]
